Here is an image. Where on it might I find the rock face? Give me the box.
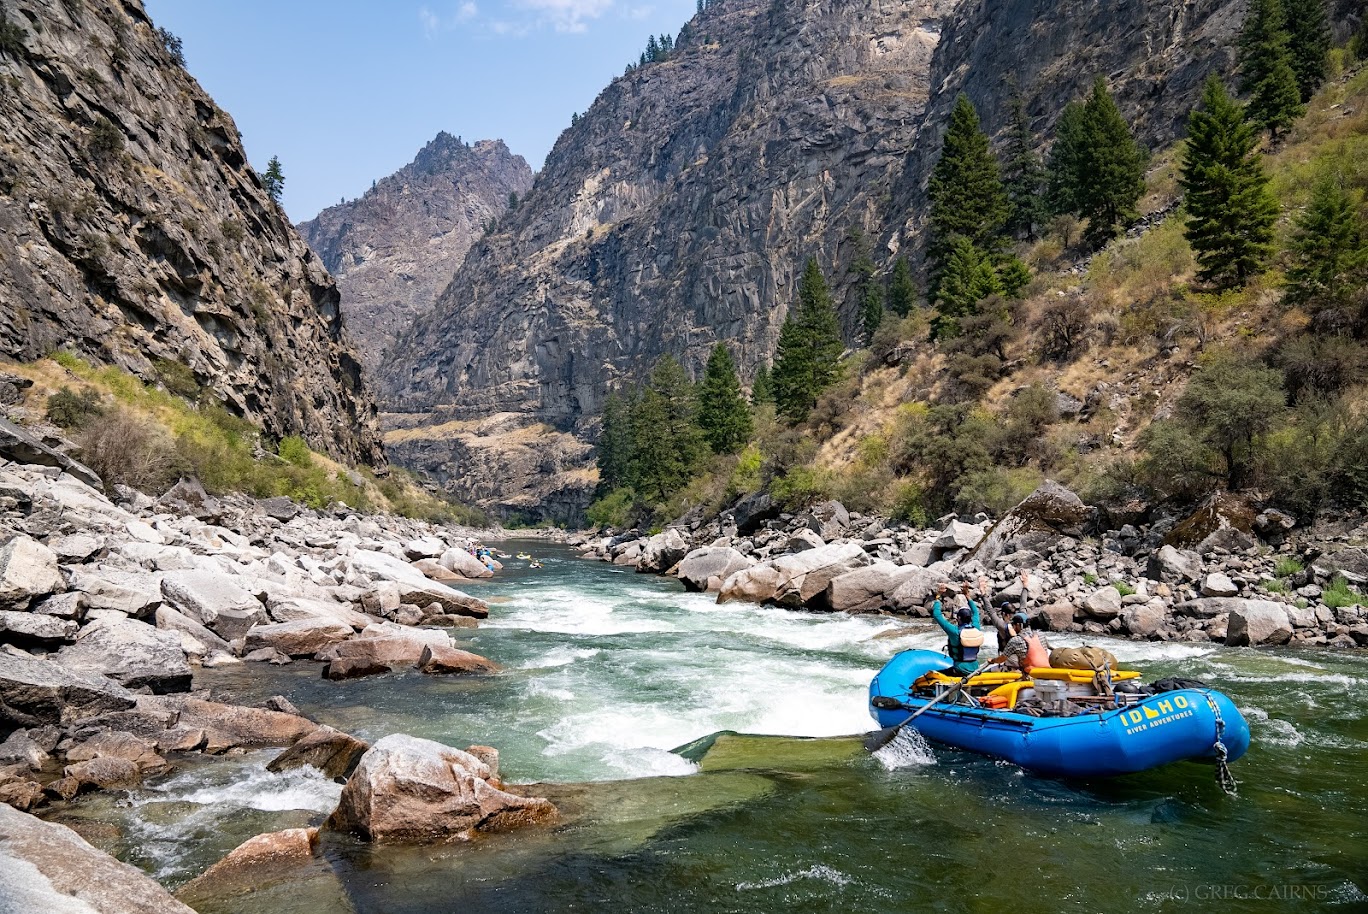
[328,734,556,843]
[377,0,1256,519]
[0,0,382,466]
[0,804,197,913]
[298,135,533,379]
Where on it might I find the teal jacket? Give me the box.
[932,599,982,676]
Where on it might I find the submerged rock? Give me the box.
[328,734,556,843]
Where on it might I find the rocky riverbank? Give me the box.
[575,482,1368,650]
[0,439,564,908]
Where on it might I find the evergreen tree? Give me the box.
[630,356,705,502]
[927,94,1011,294]
[846,227,880,343]
[1284,0,1330,102]
[750,364,774,408]
[887,258,917,317]
[1046,80,1147,246]
[1286,173,1368,310]
[1003,91,1047,240]
[646,34,660,61]
[772,257,843,421]
[696,344,753,454]
[596,391,637,491]
[1180,77,1279,289]
[861,281,885,342]
[1358,15,1368,61]
[934,236,1002,336]
[1239,0,1304,137]
[261,156,285,203]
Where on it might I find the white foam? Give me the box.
[736,865,854,891]
[874,727,937,770]
[139,758,341,814]
[520,645,601,669]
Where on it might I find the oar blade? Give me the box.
[863,724,904,752]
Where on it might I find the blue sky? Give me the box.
[143,0,698,221]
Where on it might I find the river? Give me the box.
[51,542,1368,912]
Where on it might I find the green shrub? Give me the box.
[769,465,831,509]
[153,358,200,401]
[277,435,311,467]
[889,479,929,527]
[586,487,636,529]
[45,386,104,429]
[1323,576,1366,609]
[725,444,763,501]
[1083,572,1099,585]
[1115,581,1136,597]
[51,350,87,371]
[954,466,1042,516]
[1263,578,1288,594]
[87,116,124,160]
[1274,556,1304,578]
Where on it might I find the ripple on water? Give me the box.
[736,864,855,892]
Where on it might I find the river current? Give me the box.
[52,542,1368,912]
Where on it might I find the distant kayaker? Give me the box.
[932,582,983,676]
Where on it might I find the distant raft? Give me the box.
[868,650,1250,779]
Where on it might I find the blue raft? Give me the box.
[869,650,1250,778]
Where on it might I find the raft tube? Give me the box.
[869,650,1250,778]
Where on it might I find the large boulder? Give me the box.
[0,804,197,913]
[1122,601,1169,638]
[438,548,494,579]
[935,520,986,552]
[971,481,1093,565]
[1225,601,1293,646]
[1315,547,1368,585]
[1201,572,1239,598]
[768,543,872,608]
[729,492,780,536]
[418,643,501,675]
[0,611,78,647]
[327,734,556,843]
[176,828,320,902]
[153,697,317,749]
[637,529,689,574]
[160,570,268,640]
[826,564,935,614]
[55,617,192,694]
[68,570,161,617]
[1164,491,1256,549]
[1082,586,1123,620]
[265,596,372,631]
[0,416,102,488]
[1036,601,1080,632]
[0,651,135,729]
[676,547,753,593]
[244,618,354,658]
[1146,545,1203,584]
[267,726,368,779]
[716,564,782,605]
[154,606,232,655]
[0,536,64,610]
[157,477,222,522]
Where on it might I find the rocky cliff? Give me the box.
[0,0,383,466]
[376,0,1344,520]
[298,135,533,379]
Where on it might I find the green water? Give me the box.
[62,543,1368,912]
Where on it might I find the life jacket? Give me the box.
[1022,633,1050,671]
[955,625,984,664]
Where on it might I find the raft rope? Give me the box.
[1204,692,1239,796]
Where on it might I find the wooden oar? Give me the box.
[863,683,966,752]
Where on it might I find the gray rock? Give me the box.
[0,417,102,489]
[47,533,104,564]
[157,477,222,522]
[936,521,985,551]
[1225,601,1293,646]
[1201,572,1239,598]
[438,548,494,579]
[402,537,446,560]
[153,606,232,655]
[1122,601,1168,638]
[900,543,935,567]
[267,725,369,780]
[160,569,267,638]
[260,496,301,523]
[244,618,354,658]
[0,803,197,913]
[676,547,754,593]
[827,564,933,613]
[1316,547,1368,584]
[786,529,826,553]
[0,611,78,646]
[0,649,135,728]
[0,536,64,610]
[1146,545,1203,583]
[1195,527,1257,555]
[971,481,1092,565]
[0,730,50,770]
[1036,601,1079,632]
[68,570,161,617]
[56,617,193,694]
[637,529,689,574]
[1082,586,1123,620]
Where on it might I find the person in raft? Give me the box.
[932,582,984,677]
[992,610,1050,673]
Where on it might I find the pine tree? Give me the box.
[597,391,637,491]
[1284,0,1330,102]
[772,257,843,421]
[927,94,1011,295]
[887,258,916,317]
[630,356,705,502]
[934,236,1002,336]
[1240,0,1304,138]
[696,343,753,454]
[1180,77,1279,289]
[1286,173,1368,310]
[1003,92,1046,240]
[1046,80,1147,246]
[861,282,885,342]
[750,364,774,408]
[261,156,285,203]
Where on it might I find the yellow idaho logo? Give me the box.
[1122,695,1193,732]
